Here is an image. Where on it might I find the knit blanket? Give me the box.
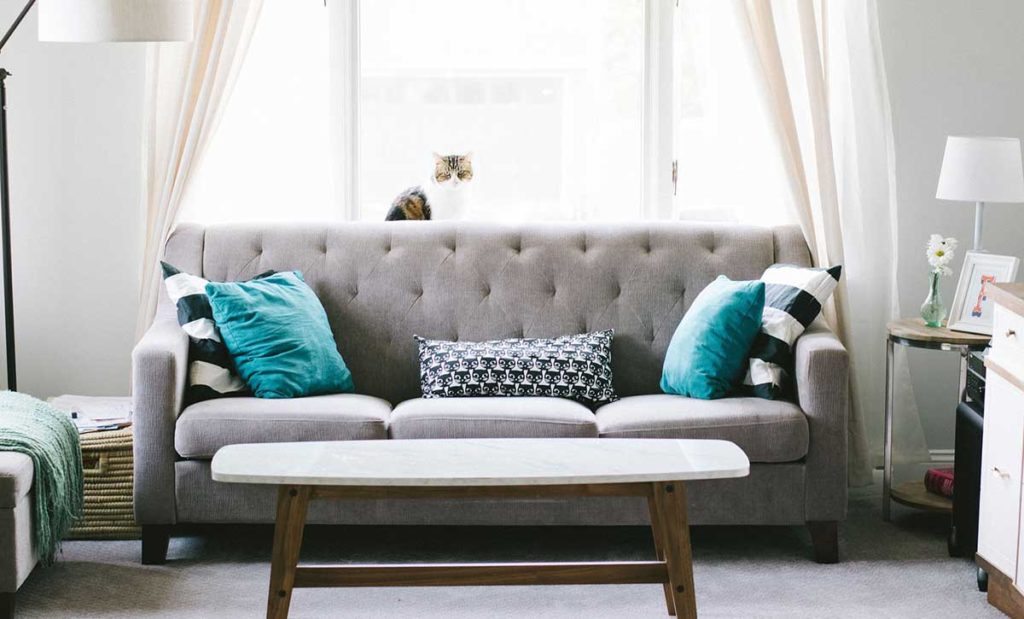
[0,391,83,565]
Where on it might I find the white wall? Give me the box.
[877,0,1024,455]
[0,2,145,399]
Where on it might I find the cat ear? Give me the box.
[462,151,474,161]
[432,152,443,163]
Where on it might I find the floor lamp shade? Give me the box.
[38,0,194,42]
[936,136,1024,203]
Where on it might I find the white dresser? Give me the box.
[978,283,1024,617]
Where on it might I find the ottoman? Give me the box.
[0,452,36,619]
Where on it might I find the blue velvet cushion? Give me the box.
[660,276,766,400]
[205,271,354,399]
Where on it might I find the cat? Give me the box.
[385,152,473,221]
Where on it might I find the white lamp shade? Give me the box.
[936,136,1024,203]
[38,0,193,43]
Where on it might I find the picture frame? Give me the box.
[947,251,1020,335]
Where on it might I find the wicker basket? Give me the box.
[67,428,140,540]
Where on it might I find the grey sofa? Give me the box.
[133,222,849,565]
[0,453,36,618]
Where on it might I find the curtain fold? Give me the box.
[136,0,264,337]
[739,0,928,485]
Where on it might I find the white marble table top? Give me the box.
[210,438,750,487]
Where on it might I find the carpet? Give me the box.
[15,482,999,618]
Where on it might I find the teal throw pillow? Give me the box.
[205,271,354,399]
[660,276,766,400]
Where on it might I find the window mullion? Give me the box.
[642,0,676,220]
[328,0,360,220]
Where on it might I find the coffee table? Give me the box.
[211,438,749,619]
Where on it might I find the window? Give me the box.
[182,0,794,226]
[359,0,645,222]
[181,0,333,224]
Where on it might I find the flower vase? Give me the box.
[920,271,946,328]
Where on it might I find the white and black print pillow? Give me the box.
[416,330,618,407]
[160,262,274,404]
[743,264,841,400]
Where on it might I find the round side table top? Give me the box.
[887,318,990,346]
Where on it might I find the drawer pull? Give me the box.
[992,467,1012,480]
[1007,329,1018,340]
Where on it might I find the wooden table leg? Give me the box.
[652,481,697,619]
[647,494,676,616]
[267,485,311,619]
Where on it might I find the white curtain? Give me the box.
[136,0,264,337]
[739,0,927,485]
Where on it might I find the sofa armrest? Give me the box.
[132,311,188,525]
[793,321,849,522]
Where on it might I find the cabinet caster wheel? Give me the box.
[977,567,988,592]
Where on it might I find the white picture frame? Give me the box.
[947,251,1020,335]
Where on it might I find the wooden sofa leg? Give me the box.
[141,525,171,565]
[1,591,15,619]
[808,521,839,564]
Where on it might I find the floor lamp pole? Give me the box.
[0,0,37,392]
[0,69,14,391]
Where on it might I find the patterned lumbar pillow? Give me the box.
[160,262,274,403]
[743,264,842,399]
[416,330,617,407]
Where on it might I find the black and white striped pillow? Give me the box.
[743,264,841,400]
[160,262,274,404]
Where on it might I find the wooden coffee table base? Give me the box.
[265,481,697,619]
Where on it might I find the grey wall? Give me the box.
[0,2,146,399]
[878,0,1024,455]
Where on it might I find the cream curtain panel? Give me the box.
[136,0,264,336]
[739,0,927,484]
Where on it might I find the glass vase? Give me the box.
[920,271,946,328]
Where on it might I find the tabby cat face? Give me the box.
[433,152,473,187]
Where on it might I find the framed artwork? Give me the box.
[948,251,1020,335]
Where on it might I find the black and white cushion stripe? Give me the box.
[161,262,273,403]
[743,264,841,399]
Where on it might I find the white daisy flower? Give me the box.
[925,234,957,275]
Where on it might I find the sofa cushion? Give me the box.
[595,394,808,463]
[0,451,33,509]
[174,394,390,459]
[389,397,598,439]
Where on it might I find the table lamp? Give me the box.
[0,0,193,390]
[936,135,1024,251]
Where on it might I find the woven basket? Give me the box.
[67,427,141,540]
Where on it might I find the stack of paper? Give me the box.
[48,395,132,434]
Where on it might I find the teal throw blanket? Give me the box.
[0,391,83,565]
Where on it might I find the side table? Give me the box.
[883,319,989,521]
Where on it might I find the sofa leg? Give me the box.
[807,521,839,564]
[141,525,171,565]
[1,591,14,619]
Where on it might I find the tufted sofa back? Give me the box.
[162,222,811,405]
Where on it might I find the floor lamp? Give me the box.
[0,0,192,390]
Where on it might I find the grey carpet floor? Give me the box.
[15,483,1000,618]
